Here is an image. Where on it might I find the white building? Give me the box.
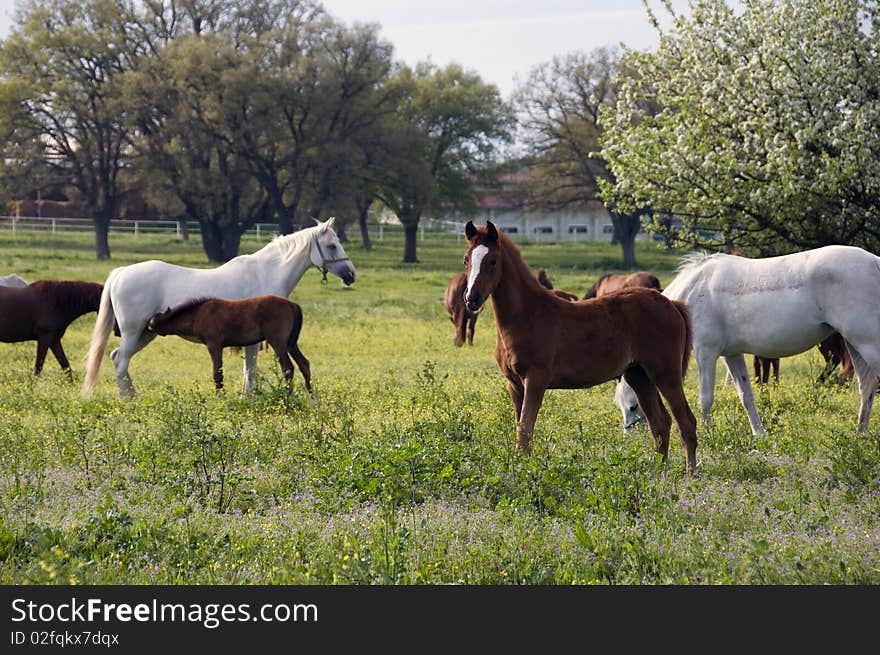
[449,172,649,242]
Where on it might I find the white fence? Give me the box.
[0,216,467,242]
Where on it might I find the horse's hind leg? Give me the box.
[651,372,699,475]
[284,340,311,392]
[269,339,295,384]
[623,366,672,462]
[845,342,880,431]
[723,354,767,436]
[49,338,73,379]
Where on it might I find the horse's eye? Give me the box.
[328,244,337,251]
[464,256,469,265]
[630,404,638,411]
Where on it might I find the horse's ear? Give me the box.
[486,221,498,243]
[324,216,336,232]
[465,220,477,240]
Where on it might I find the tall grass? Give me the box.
[0,231,878,584]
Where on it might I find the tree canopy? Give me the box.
[0,0,509,262]
[600,0,880,255]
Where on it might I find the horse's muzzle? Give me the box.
[466,293,482,312]
[341,269,356,287]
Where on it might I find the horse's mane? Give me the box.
[582,273,612,299]
[495,231,550,294]
[154,297,216,323]
[266,223,326,264]
[675,250,721,275]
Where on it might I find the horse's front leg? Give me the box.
[695,348,718,429]
[506,377,524,424]
[516,373,549,452]
[33,333,53,376]
[723,354,767,435]
[241,343,260,394]
[208,344,224,390]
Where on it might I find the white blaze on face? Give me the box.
[466,245,489,298]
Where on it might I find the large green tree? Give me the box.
[515,47,645,266]
[125,31,270,262]
[601,0,880,255]
[0,0,135,259]
[377,62,514,263]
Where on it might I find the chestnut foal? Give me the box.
[148,295,311,392]
[463,220,698,473]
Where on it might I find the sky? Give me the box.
[0,0,688,99]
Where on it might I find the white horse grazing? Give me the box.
[614,246,880,435]
[0,273,27,287]
[82,218,355,398]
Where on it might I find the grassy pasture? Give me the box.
[0,230,878,584]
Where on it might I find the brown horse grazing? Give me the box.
[582,271,662,299]
[0,280,103,376]
[818,332,854,382]
[536,268,580,301]
[463,220,698,473]
[445,268,577,346]
[147,295,311,391]
[753,356,780,384]
[444,273,478,347]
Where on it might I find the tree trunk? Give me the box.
[278,210,295,235]
[611,212,642,268]
[95,219,110,260]
[358,205,372,250]
[403,222,419,263]
[199,221,242,263]
[92,215,111,260]
[221,227,242,261]
[199,221,225,263]
[620,237,636,268]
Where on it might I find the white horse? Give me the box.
[615,245,880,435]
[0,273,27,287]
[82,218,355,398]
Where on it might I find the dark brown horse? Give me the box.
[463,220,698,473]
[147,295,311,391]
[753,356,780,384]
[0,280,103,376]
[582,271,662,300]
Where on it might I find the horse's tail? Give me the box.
[82,270,118,397]
[672,299,692,379]
[287,302,304,352]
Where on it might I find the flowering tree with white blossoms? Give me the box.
[600,0,880,255]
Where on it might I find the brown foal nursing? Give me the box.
[147,295,311,391]
[463,220,698,474]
